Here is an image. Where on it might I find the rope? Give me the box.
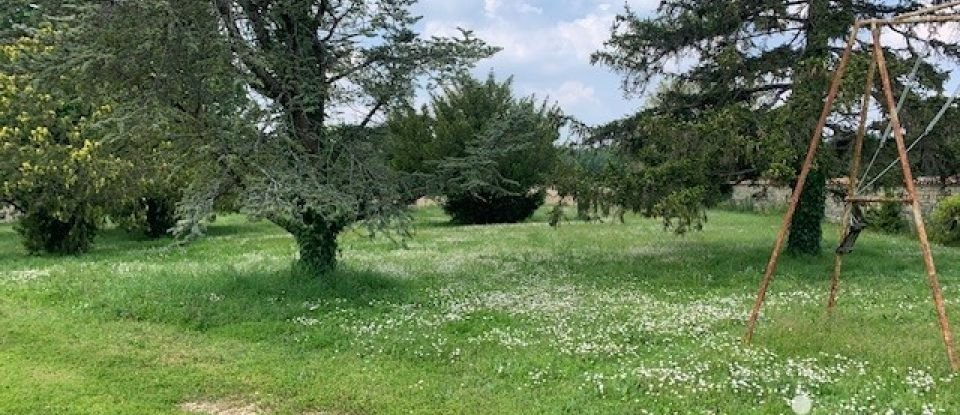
[858,50,927,188]
[858,80,960,192]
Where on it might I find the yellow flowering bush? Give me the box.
[0,25,128,253]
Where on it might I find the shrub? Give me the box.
[15,206,98,254]
[1,26,127,254]
[444,191,544,225]
[931,194,960,246]
[386,74,561,224]
[787,169,826,255]
[864,197,908,234]
[551,147,621,222]
[114,192,179,238]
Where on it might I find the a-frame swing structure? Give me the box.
[743,1,960,371]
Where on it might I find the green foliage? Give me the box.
[591,0,939,249]
[654,187,709,234]
[862,96,960,188]
[48,0,495,272]
[444,192,546,225]
[0,23,129,254]
[552,146,620,222]
[292,210,345,274]
[587,100,747,233]
[54,0,255,243]
[386,74,562,224]
[547,202,566,228]
[931,194,960,246]
[113,185,181,238]
[787,170,825,255]
[865,197,908,235]
[15,205,98,254]
[209,0,495,272]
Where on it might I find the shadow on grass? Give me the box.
[0,221,173,262]
[0,215,293,266]
[203,219,279,238]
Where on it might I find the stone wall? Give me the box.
[728,179,960,223]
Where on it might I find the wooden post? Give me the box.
[744,24,861,343]
[827,56,876,312]
[873,26,960,371]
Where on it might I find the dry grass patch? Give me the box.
[180,399,262,415]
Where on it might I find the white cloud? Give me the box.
[516,3,543,15]
[555,13,614,60]
[538,80,600,109]
[878,22,960,50]
[415,0,659,124]
[423,1,645,67]
[484,0,502,18]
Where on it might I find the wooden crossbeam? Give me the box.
[845,196,913,203]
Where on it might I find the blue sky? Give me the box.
[412,0,662,126]
[409,1,960,129]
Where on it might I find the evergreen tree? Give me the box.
[592,0,951,253]
[386,74,563,224]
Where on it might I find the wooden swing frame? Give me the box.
[743,1,960,371]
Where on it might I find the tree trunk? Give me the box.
[787,169,825,255]
[292,210,344,274]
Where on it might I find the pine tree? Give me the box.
[592,0,948,253]
[386,74,563,224]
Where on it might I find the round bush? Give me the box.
[15,207,98,254]
[385,74,560,225]
[864,199,908,234]
[443,191,544,225]
[931,194,960,246]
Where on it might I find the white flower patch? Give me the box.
[292,315,321,327]
[319,266,957,411]
[0,268,52,283]
[906,367,936,394]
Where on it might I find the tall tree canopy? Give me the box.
[213,0,495,271]
[592,0,957,253]
[56,0,496,272]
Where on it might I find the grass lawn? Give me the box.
[1,207,959,414]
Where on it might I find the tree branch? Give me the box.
[359,98,386,128]
[213,0,286,101]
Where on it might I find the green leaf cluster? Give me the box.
[0,24,130,253]
[386,74,563,224]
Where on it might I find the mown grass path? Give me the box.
[1,208,959,414]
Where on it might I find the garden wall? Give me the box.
[728,179,960,223]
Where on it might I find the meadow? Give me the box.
[1,207,959,414]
